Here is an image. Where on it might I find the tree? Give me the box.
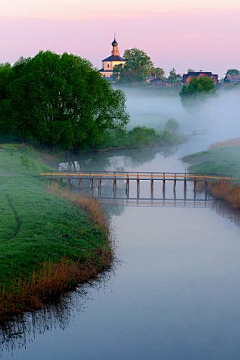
[168,68,179,83]
[164,118,179,133]
[187,69,195,73]
[180,76,216,99]
[150,67,165,79]
[114,48,153,83]
[0,51,129,149]
[226,69,240,75]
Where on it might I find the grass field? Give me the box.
[183,143,240,208]
[0,144,110,319]
[183,146,240,179]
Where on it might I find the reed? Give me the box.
[209,138,240,149]
[0,247,112,321]
[209,181,240,208]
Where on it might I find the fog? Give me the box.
[121,86,240,154]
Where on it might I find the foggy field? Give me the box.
[122,86,240,153]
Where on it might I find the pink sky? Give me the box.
[1,4,240,77]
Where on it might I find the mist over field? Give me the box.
[121,86,240,154]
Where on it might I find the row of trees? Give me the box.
[112,48,181,83]
[0,51,129,149]
[112,47,240,84]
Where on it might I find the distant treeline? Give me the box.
[0,51,129,150]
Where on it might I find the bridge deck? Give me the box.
[40,171,234,182]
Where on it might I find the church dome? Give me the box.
[112,38,118,47]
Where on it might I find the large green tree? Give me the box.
[0,51,129,149]
[113,48,153,83]
[180,76,216,99]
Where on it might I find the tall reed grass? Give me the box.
[209,138,240,149]
[0,248,112,321]
[209,181,240,208]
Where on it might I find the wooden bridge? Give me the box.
[40,171,234,200]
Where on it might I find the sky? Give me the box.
[1,0,240,76]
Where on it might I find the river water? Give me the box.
[2,138,240,360]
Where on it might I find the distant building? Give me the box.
[146,76,156,84]
[150,76,182,88]
[182,71,218,85]
[99,37,126,80]
[224,74,240,84]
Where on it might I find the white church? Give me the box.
[99,36,126,80]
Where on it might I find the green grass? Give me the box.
[183,146,240,179]
[0,144,107,290]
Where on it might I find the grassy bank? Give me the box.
[0,144,111,320]
[183,141,240,207]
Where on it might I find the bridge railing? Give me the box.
[40,171,235,182]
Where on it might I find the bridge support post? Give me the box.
[194,179,197,202]
[151,173,154,199]
[90,177,94,190]
[162,173,166,200]
[205,180,208,191]
[79,177,82,189]
[173,173,177,192]
[113,175,117,198]
[137,174,140,198]
[98,177,102,196]
[184,173,187,191]
[126,175,130,198]
[205,180,208,202]
[194,179,197,192]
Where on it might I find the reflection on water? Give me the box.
[56,146,180,173]
[0,271,114,356]
[0,290,85,355]
[211,200,240,226]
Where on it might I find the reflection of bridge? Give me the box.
[41,171,234,200]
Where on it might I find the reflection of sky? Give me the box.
[1,1,239,76]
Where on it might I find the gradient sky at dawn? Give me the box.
[1,0,239,76]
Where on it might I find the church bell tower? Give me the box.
[111,36,120,57]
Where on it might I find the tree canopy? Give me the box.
[226,69,240,75]
[168,68,182,83]
[0,51,129,149]
[150,67,165,79]
[113,48,153,83]
[180,76,216,99]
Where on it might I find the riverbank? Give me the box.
[0,144,111,321]
[183,140,240,208]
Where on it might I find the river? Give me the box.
[2,137,240,360]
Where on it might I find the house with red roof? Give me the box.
[182,71,219,85]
